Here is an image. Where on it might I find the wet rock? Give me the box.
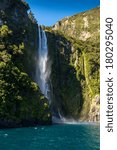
[89,95,100,122]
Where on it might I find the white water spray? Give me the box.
[36,27,51,101]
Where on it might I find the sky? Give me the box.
[26,0,100,26]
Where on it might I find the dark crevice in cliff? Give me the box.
[46,31,84,119]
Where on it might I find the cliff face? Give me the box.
[46,8,100,121]
[0,0,51,128]
[0,0,100,126]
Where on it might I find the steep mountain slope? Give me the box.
[46,7,100,121]
[53,7,100,42]
[0,0,51,128]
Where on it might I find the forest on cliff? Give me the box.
[0,0,100,128]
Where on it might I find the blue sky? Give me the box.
[26,0,100,26]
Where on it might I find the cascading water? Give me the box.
[36,27,76,124]
[36,27,51,102]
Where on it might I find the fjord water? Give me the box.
[0,124,100,150]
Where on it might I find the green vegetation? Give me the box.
[0,0,51,127]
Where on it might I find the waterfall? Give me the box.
[36,27,51,102]
[36,27,78,124]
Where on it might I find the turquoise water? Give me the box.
[0,124,100,150]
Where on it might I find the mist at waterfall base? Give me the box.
[0,124,100,150]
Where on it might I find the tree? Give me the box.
[28,11,37,24]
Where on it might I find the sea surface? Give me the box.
[0,123,100,150]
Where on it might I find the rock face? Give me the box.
[47,7,100,122]
[89,95,100,122]
[0,0,51,128]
